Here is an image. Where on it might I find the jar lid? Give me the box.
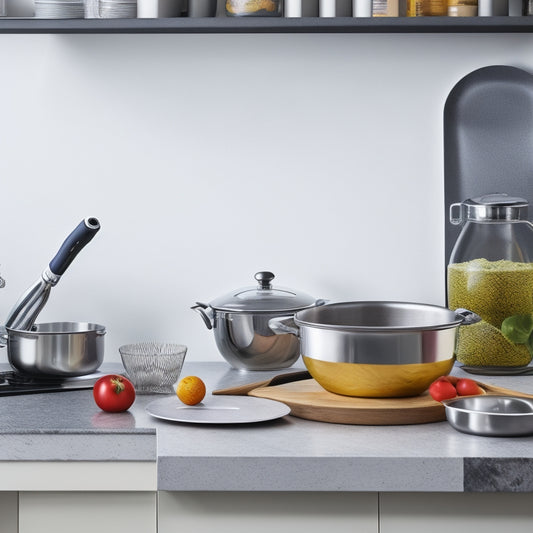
[209,271,317,313]
[450,193,529,224]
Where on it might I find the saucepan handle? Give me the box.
[268,316,300,337]
[191,302,214,330]
[0,326,6,348]
[49,217,101,276]
[455,308,481,326]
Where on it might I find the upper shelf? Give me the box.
[2,16,533,34]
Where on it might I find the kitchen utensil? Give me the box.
[4,217,100,332]
[188,0,217,16]
[192,271,325,371]
[213,369,311,395]
[442,395,533,436]
[353,0,372,16]
[214,375,533,425]
[447,193,533,369]
[146,395,290,424]
[284,0,320,16]
[269,301,480,398]
[137,0,183,17]
[99,0,137,17]
[34,0,85,18]
[319,0,351,16]
[5,322,105,377]
[119,342,187,394]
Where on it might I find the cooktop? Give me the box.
[0,370,103,396]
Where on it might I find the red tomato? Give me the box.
[444,375,459,386]
[428,379,457,402]
[93,375,135,412]
[434,375,459,386]
[456,378,484,396]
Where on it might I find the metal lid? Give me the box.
[209,271,317,313]
[450,193,529,225]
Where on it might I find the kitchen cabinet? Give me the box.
[158,491,378,533]
[380,493,533,533]
[1,16,533,34]
[18,491,157,533]
[0,492,17,533]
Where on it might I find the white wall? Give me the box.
[1,14,532,365]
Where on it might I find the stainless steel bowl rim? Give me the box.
[7,322,106,335]
[442,395,533,416]
[294,301,468,332]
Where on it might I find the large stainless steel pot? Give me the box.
[270,301,480,397]
[5,322,106,377]
[192,271,325,371]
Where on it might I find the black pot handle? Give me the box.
[49,217,100,276]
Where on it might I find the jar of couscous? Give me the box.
[447,193,533,369]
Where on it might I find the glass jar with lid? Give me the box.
[447,193,533,369]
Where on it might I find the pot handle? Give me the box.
[191,302,214,330]
[0,325,6,348]
[455,308,482,326]
[268,316,300,337]
[49,217,101,277]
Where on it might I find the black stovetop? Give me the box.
[0,370,103,395]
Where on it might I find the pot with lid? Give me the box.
[447,193,533,369]
[192,271,326,370]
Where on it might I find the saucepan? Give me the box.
[269,301,481,398]
[193,271,326,371]
[0,217,103,377]
[5,322,106,377]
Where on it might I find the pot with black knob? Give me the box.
[192,271,326,371]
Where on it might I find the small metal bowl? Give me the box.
[443,395,533,437]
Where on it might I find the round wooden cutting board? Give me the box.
[247,379,533,425]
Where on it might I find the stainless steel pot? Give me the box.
[0,217,102,377]
[5,322,106,377]
[270,301,480,397]
[192,271,325,370]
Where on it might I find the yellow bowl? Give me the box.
[303,356,455,398]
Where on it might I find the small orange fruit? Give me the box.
[176,376,206,405]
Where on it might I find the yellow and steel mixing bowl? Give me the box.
[272,301,479,398]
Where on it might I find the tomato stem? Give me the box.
[111,377,126,394]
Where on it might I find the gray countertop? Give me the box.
[1,361,533,492]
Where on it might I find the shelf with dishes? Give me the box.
[1,15,533,33]
[1,0,533,34]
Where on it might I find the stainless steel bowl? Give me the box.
[6,322,106,377]
[443,395,533,437]
[270,301,480,397]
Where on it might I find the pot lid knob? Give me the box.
[255,271,275,290]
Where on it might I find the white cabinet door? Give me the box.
[381,492,533,533]
[0,492,17,533]
[159,491,378,533]
[19,491,156,533]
